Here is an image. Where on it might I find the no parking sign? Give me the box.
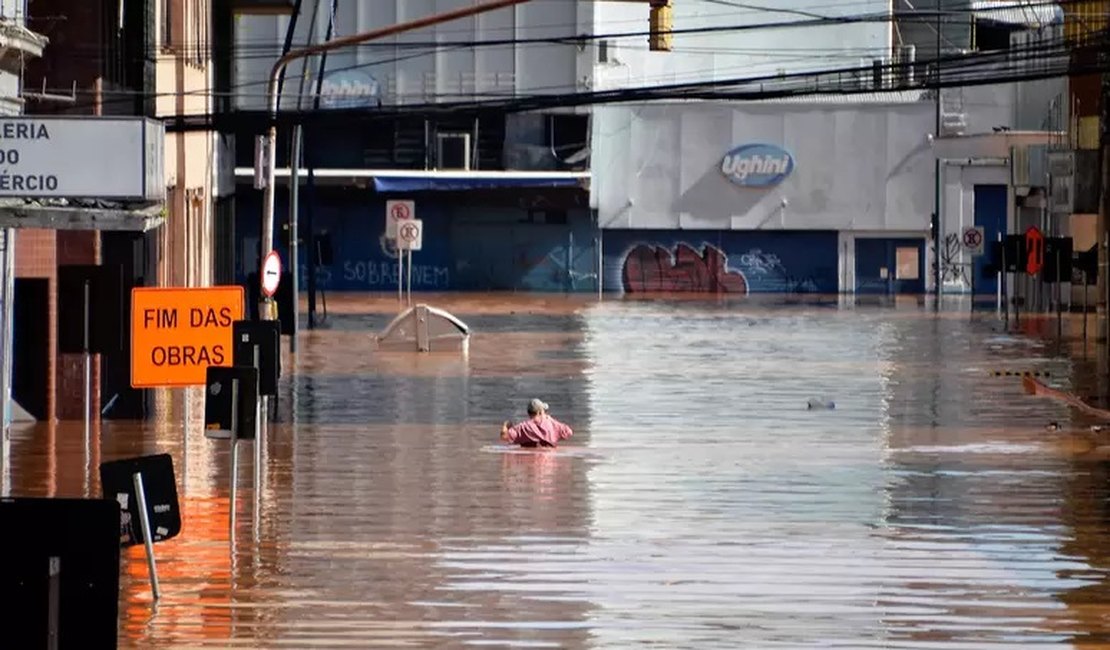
[962,226,984,256]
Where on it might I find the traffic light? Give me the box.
[649,0,673,52]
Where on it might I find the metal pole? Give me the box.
[83,280,91,448]
[259,0,532,322]
[132,471,161,601]
[597,235,603,300]
[1056,247,1062,342]
[1085,271,1090,340]
[252,345,261,521]
[932,13,942,305]
[1002,241,1009,327]
[0,228,14,497]
[47,556,60,650]
[289,126,301,353]
[397,244,403,304]
[229,378,239,542]
[182,388,189,493]
[406,249,413,306]
[996,232,1002,314]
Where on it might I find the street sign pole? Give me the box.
[131,471,161,601]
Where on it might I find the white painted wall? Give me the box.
[592,100,936,232]
[592,0,892,91]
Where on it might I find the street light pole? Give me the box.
[258,0,532,320]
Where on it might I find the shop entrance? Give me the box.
[855,238,927,294]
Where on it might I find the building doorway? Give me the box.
[855,238,926,294]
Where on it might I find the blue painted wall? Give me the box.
[602,230,839,293]
[235,190,598,292]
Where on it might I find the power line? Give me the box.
[154,30,1105,133]
[28,0,1088,116]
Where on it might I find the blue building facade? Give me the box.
[235,185,599,293]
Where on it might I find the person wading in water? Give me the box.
[501,398,574,448]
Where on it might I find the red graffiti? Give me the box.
[622,243,748,293]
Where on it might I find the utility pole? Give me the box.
[1101,35,1110,356]
[933,3,942,301]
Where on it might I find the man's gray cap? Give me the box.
[527,398,549,414]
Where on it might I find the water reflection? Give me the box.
[7,295,1110,647]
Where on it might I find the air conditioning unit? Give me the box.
[435,133,471,170]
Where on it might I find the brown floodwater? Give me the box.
[10,293,1110,648]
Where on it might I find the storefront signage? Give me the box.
[720,143,794,188]
[318,70,382,109]
[0,116,163,200]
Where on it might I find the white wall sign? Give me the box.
[385,200,414,238]
[962,226,985,256]
[397,219,423,252]
[0,117,164,200]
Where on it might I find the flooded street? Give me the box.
[10,294,1110,648]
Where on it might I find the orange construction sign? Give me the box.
[1025,225,1044,276]
[131,287,245,388]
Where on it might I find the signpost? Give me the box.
[204,365,258,542]
[99,454,181,602]
[0,117,163,200]
[131,286,245,501]
[386,201,415,303]
[961,226,984,305]
[397,219,423,305]
[260,250,281,299]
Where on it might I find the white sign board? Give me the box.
[397,219,423,251]
[0,117,164,200]
[385,200,414,238]
[260,250,282,298]
[962,226,985,256]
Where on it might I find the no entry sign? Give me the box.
[130,287,244,388]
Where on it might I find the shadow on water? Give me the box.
[9,293,1110,647]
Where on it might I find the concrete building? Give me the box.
[228,0,1072,298]
[6,0,221,422]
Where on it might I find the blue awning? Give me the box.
[372,175,586,193]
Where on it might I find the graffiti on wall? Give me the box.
[617,234,834,292]
[938,232,970,286]
[622,243,749,293]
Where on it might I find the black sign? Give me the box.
[1003,234,1026,273]
[204,365,259,439]
[1076,245,1098,278]
[57,264,123,354]
[1041,237,1074,284]
[0,497,121,649]
[98,454,181,547]
[233,320,281,396]
[982,241,1003,278]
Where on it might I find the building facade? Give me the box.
[8,0,219,422]
[593,98,936,294]
[229,0,1069,298]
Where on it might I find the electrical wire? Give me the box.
[23,0,1097,117]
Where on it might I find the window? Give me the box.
[191,0,208,67]
[160,0,174,50]
[895,247,920,280]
